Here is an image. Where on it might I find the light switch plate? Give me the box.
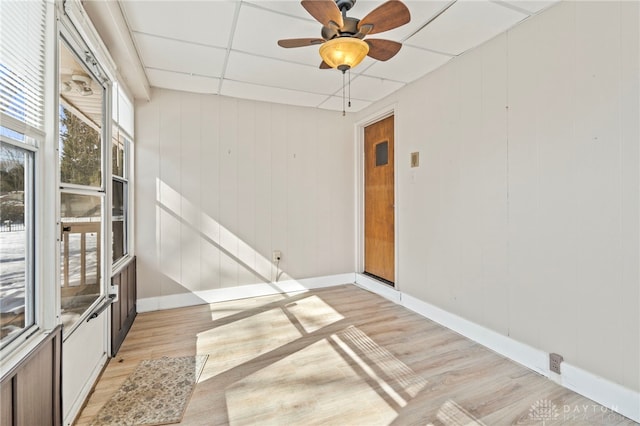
[411,152,419,168]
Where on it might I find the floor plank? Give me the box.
[74,284,637,425]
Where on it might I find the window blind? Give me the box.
[0,0,47,136]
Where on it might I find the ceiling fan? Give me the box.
[278,0,411,72]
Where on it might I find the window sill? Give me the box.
[0,326,48,380]
[112,254,134,275]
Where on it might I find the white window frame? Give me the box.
[0,137,37,351]
[0,0,58,374]
[111,81,134,272]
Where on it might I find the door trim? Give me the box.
[355,104,399,290]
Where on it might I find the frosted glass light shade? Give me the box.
[319,37,369,71]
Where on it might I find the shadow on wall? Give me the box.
[153,178,291,297]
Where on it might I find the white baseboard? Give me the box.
[137,273,356,313]
[559,363,640,423]
[354,273,401,303]
[388,292,640,423]
[401,293,549,375]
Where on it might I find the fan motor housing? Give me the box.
[321,17,359,39]
[340,17,359,35]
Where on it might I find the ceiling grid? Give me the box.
[114,0,557,112]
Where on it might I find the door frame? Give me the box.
[355,104,400,290]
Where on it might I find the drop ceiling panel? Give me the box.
[225,51,343,95]
[352,56,379,75]
[244,1,319,21]
[407,1,528,55]
[317,96,372,113]
[233,4,323,66]
[135,33,227,78]
[353,1,453,42]
[501,0,557,14]
[362,45,451,83]
[146,68,220,94]
[221,79,328,108]
[121,0,236,48]
[346,75,405,102]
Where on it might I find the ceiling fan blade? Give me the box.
[358,0,410,35]
[302,0,344,29]
[365,39,402,61]
[278,38,325,48]
[319,61,332,69]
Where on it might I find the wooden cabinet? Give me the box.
[111,256,136,356]
[0,326,62,426]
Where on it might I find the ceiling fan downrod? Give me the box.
[335,0,356,14]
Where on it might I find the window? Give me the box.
[111,84,132,266]
[0,142,34,347]
[58,39,105,332]
[112,179,126,262]
[111,126,129,264]
[0,0,46,348]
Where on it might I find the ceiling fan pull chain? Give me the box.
[342,70,346,116]
[348,68,352,108]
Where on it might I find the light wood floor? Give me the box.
[75,284,636,425]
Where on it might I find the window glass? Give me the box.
[375,141,389,166]
[0,142,34,347]
[112,126,125,178]
[60,193,102,329]
[58,38,103,188]
[0,126,25,143]
[59,105,102,187]
[112,179,126,263]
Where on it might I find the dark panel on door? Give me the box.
[111,256,137,356]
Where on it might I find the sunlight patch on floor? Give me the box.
[437,399,485,426]
[224,338,398,425]
[332,326,427,407]
[196,307,302,381]
[284,295,345,333]
[337,326,428,398]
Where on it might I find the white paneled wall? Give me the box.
[358,1,639,393]
[135,89,354,301]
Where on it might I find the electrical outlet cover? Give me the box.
[550,353,563,374]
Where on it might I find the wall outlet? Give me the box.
[272,250,282,262]
[550,353,563,374]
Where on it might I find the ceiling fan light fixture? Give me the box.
[319,37,369,72]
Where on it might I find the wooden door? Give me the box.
[364,115,395,284]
